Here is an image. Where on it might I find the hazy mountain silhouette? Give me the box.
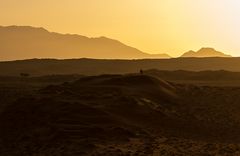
[181,48,231,58]
[0,25,171,60]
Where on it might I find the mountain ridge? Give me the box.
[0,25,233,60]
[0,25,171,60]
[181,47,231,58]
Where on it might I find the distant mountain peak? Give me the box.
[198,47,218,53]
[181,48,232,58]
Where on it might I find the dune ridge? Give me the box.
[1,74,240,155]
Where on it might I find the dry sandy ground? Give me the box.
[1,74,240,155]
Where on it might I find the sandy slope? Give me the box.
[1,74,240,155]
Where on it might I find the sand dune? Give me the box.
[1,74,240,155]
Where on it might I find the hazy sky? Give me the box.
[1,0,240,56]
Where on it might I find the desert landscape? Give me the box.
[1,70,240,155]
[1,29,240,155]
[1,0,240,155]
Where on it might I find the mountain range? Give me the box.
[0,26,170,60]
[0,26,232,60]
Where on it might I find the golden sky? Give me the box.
[1,0,240,56]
